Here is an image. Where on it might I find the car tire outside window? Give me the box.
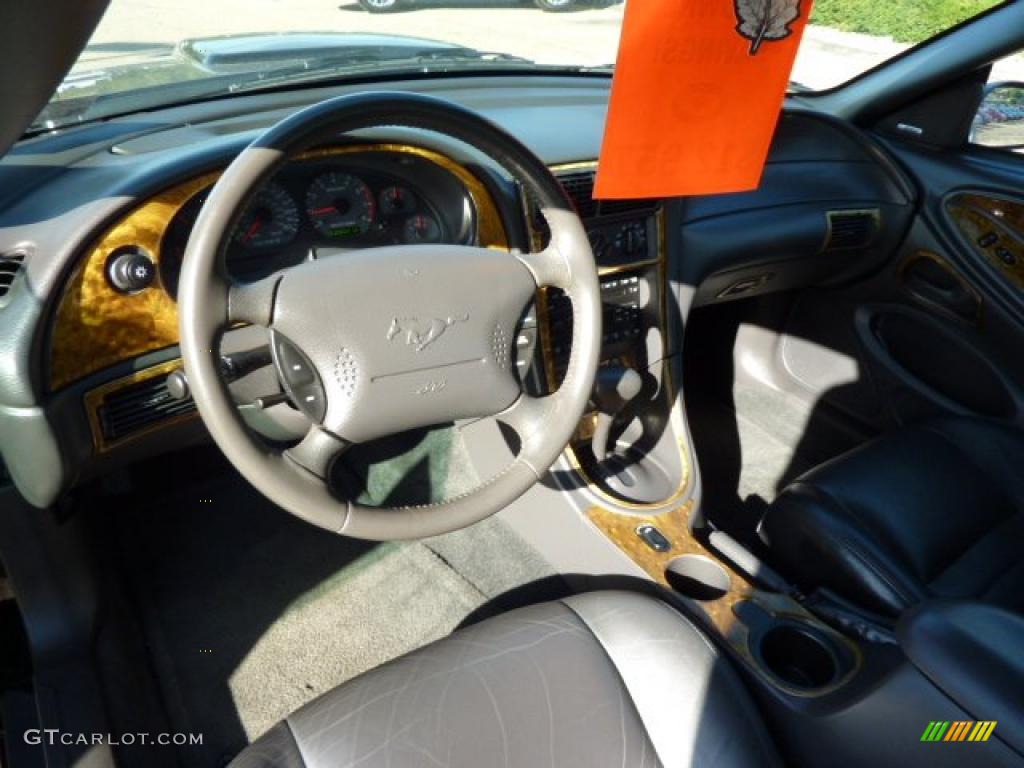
[534,0,575,11]
[358,0,401,12]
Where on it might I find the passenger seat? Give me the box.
[759,416,1024,619]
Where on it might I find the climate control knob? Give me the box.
[106,248,156,294]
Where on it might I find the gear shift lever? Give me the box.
[590,366,643,461]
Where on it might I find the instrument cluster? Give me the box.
[160,151,471,296]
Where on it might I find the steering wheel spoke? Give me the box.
[284,425,352,481]
[228,273,281,327]
[498,393,559,451]
[516,243,570,290]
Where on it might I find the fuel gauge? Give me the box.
[403,214,442,244]
[380,185,417,216]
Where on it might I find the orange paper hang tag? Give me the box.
[595,0,813,199]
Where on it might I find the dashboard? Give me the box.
[48,143,508,392]
[0,75,915,509]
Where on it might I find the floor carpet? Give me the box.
[112,433,557,767]
[690,382,861,550]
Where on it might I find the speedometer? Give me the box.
[305,172,376,238]
[234,183,300,250]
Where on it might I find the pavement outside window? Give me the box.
[77,0,1024,93]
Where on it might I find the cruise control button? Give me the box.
[274,336,315,387]
[293,383,327,422]
[516,329,536,349]
[271,331,327,422]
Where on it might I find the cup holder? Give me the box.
[664,554,731,601]
[752,621,852,691]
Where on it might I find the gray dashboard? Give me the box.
[0,73,915,507]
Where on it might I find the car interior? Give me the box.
[0,1,1023,766]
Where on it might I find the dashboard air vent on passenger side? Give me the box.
[97,371,196,443]
[824,209,881,251]
[0,251,27,300]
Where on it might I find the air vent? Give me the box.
[556,170,599,219]
[97,373,195,442]
[825,210,881,251]
[0,251,27,299]
[531,168,659,244]
[598,198,658,217]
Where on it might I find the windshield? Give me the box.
[35,0,1016,131]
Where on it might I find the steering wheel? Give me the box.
[178,92,601,540]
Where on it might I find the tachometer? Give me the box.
[234,183,300,249]
[305,172,376,238]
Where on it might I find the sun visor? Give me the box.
[595,0,813,199]
[0,1,110,155]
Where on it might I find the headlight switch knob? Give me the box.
[106,247,156,294]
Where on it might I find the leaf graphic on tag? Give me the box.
[734,0,802,55]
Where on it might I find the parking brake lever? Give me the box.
[590,366,643,461]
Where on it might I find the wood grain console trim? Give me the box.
[586,500,752,636]
[585,500,862,698]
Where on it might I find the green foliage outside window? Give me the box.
[810,0,1004,43]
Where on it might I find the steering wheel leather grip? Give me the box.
[178,92,601,540]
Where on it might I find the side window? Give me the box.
[972,54,1024,154]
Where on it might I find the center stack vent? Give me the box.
[531,168,657,238]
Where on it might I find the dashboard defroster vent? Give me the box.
[97,371,196,443]
[824,209,881,251]
[0,251,27,300]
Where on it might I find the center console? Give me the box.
[529,165,681,506]
[521,165,1024,768]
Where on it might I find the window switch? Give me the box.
[636,524,671,553]
[978,232,999,249]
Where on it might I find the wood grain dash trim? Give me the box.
[49,144,509,391]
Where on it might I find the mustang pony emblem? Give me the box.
[386,314,468,352]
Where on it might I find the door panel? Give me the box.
[839,138,1024,426]
[747,138,1024,433]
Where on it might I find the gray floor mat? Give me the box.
[691,383,826,548]
[731,383,818,505]
[116,444,556,767]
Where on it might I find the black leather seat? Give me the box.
[760,416,1024,619]
[229,591,779,768]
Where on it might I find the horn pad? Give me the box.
[271,244,537,443]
